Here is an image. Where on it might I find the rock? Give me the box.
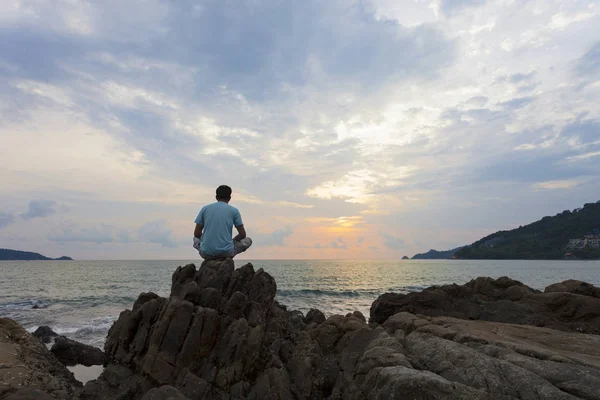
[140,385,189,400]
[247,268,277,308]
[3,388,55,400]
[545,279,600,298]
[170,264,197,298]
[370,276,600,334]
[361,366,497,400]
[32,326,58,344]
[51,336,106,367]
[305,309,326,325]
[0,318,80,399]
[80,266,600,400]
[134,292,161,311]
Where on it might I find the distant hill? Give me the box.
[412,247,464,259]
[454,201,600,260]
[0,249,73,261]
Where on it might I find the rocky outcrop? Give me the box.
[51,336,106,367]
[140,385,188,400]
[370,276,600,333]
[545,280,600,298]
[78,263,600,400]
[0,318,81,399]
[32,326,58,344]
[383,312,600,400]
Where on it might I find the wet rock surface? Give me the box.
[0,318,81,399]
[75,263,600,399]
[31,326,58,345]
[51,336,106,367]
[370,276,600,334]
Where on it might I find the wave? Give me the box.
[0,299,49,310]
[55,295,137,307]
[277,289,380,298]
[386,285,431,293]
[27,316,116,348]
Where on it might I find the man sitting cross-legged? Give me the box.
[192,185,252,260]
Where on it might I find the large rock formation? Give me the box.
[79,262,600,400]
[0,318,81,399]
[370,276,600,333]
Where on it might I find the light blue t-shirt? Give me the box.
[194,202,243,256]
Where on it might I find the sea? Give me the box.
[1,259,599,349]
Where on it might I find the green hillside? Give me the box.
[454,201,600,260]
[0,248,73,260]
[412,247,464,259]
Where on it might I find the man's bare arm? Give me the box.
[194,223,204,239]
[233,225,246,241]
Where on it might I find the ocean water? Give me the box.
[1,259,599,349]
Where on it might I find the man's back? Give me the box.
[195,201,242,256]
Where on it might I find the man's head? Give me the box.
[216,185,232,202]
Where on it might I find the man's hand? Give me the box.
[193,223,203,251]
[193,237,201,251]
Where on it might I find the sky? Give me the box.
[0,0,599,260]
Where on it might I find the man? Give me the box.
[193,185,252,260]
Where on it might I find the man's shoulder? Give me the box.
[204,202,239,213]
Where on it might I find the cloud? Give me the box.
[495,71,538,92]
[253,226,293,247]
[576,41,600,79]
[434,0,487,16]
[567,151,600,161]
[531,179,583,191]
[466,96,488,107]
[137,220,177,248]
[380,232,405,250]
[21,200,57,220]
[116,229,133,243]
[48,224,113,244]
[0,212,15,229]
[560,119,600,146]
[500,97,534,110]
[331,237,348,250]
[277,201,314,209]
[550,11,597,31]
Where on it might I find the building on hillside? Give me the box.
[566,239,586,250]
[565,237,600,250]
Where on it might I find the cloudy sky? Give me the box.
[0,0,598,260]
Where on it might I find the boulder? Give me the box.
[140,385,189,400]
[370,276,600,334]
[51,336,106,367]
[305,309,326,325]
[0,318,80,399]
[32,326,58,344]
[545,279,600,298]
[3,388,55,400]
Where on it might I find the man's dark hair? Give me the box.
[216,185,232,200]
